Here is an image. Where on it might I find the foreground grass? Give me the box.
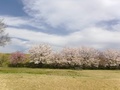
[0,68,120,90]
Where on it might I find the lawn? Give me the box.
[0,68,120,90]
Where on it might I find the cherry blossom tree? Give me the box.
[10,51,26,66]
[60,47,82,68]
[77,46,100,68]
[29,44,53,65]
[100,49,120,68]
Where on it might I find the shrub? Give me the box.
[0,53,10,67]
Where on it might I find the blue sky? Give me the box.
[0,0,26,16]
[0,0,120,53]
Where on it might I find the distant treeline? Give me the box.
[0,44,120,69]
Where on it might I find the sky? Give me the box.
[0,0,120,53]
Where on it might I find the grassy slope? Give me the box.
[0,68,120,90]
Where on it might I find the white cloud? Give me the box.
[6,27,65,45]
[1,0,120,52]
[1,16,28,27]
[2,26,120,53]
[66,27,120,49]
[22,0,120,30]
[0,16,46,30]
[0,38,29,53]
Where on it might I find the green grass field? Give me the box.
[0,68,120,90]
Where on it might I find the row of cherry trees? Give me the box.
[10,44,120,69]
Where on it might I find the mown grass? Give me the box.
[0,68,120,90]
